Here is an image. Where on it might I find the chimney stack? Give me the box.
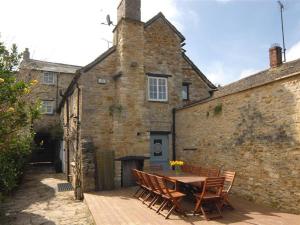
[269,44,282,68]
[117,0,141,23]
[23,48,30,61]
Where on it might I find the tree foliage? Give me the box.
[0,39,40,193]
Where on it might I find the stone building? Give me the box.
[17,0,300,213]
[57,0,215,191]
[18,49,81,164]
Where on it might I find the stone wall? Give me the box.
[175,74,300,213]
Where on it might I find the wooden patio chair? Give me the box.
[199,167,210,177]
[132,169,144,198]
[156,176,186,219]
[208,168,220,177]
[149,164,163,171]
[138,171,152,201]
[143,173,160,206]
[193,177,225,220]
[181,164,192,173]
[221,171,236,209]
[191,166,202,175]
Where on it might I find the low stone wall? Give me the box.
[176,75,300,213]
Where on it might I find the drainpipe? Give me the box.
[76,83,80,154]
[66,98,70,181]
[172,108,176,162]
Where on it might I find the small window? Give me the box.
[41,101,54,114]
[182,83,189,100]
[148,77,168,101]
[43,71,56,85]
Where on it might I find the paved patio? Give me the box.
[84,187,300,225]
[0,165,94,225]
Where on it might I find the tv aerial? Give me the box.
[277,1,286,62]
[101,15,115,27]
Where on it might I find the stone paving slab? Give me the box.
[0,165,94,225]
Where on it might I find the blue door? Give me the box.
[150,134,169,170]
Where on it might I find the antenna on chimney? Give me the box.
[277,1,286,62]
[101,38,112,49]
[101,14,115,27]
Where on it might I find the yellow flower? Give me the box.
[24,87,31,94]
[7,107,15,113]
[30,79,38,86]
[0,78,4,84]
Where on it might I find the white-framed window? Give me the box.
[41,101,54,114]
[43,71,56,85]
[182,83,190,100]
[148,77,168,102]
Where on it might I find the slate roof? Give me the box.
[214,58,300,98]
[21,59,81,74]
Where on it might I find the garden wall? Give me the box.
[175,74,300,213]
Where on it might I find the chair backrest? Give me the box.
[190,166,202,175]
[201,177,225,197]
[154,175,166,195]
[181,164,191,173]
[149,164,163,171]
[136,170,146,186]
[208,168,220,177]
[222,171,236,193]
[144,173,156,191]
[155,175,174,198]
[140,171,151,189]
[148,173,159,190]
[199,167,210,177]
[132,169,140,184]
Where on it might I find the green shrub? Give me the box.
[0,39,40,194]
[0,135,32,193]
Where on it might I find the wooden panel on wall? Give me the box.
[96,151,115,190]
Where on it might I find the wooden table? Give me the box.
[150,170,206,190]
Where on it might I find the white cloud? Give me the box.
[286,41,300,62]
[0,0,180,66]
[239,69,259,79]
[205,62,228,86]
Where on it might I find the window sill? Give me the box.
[148,100,169,104]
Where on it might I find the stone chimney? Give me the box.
[117,0,141,23]
[269,44,282,68]
[23,48,30,61]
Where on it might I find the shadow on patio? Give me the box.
[84,187,300,225]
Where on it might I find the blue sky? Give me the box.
[1,0,300,85]
[174,0,300,85]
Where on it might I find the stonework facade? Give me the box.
[18,55,80,131]
[17,0,300,214]
[175,73,300,213]
[60,0,214,191]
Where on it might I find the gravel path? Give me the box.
[0,165,94,225]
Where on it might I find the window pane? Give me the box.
[148,77,167,101]
[182,85,188,100]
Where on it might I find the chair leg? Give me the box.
[215,203,223,218]
[156,199,167,213]
[193,199,201,215]
[148,195,158,207]
[200,206,209,221]
[165,204,176,219]
[133,186,142,197]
